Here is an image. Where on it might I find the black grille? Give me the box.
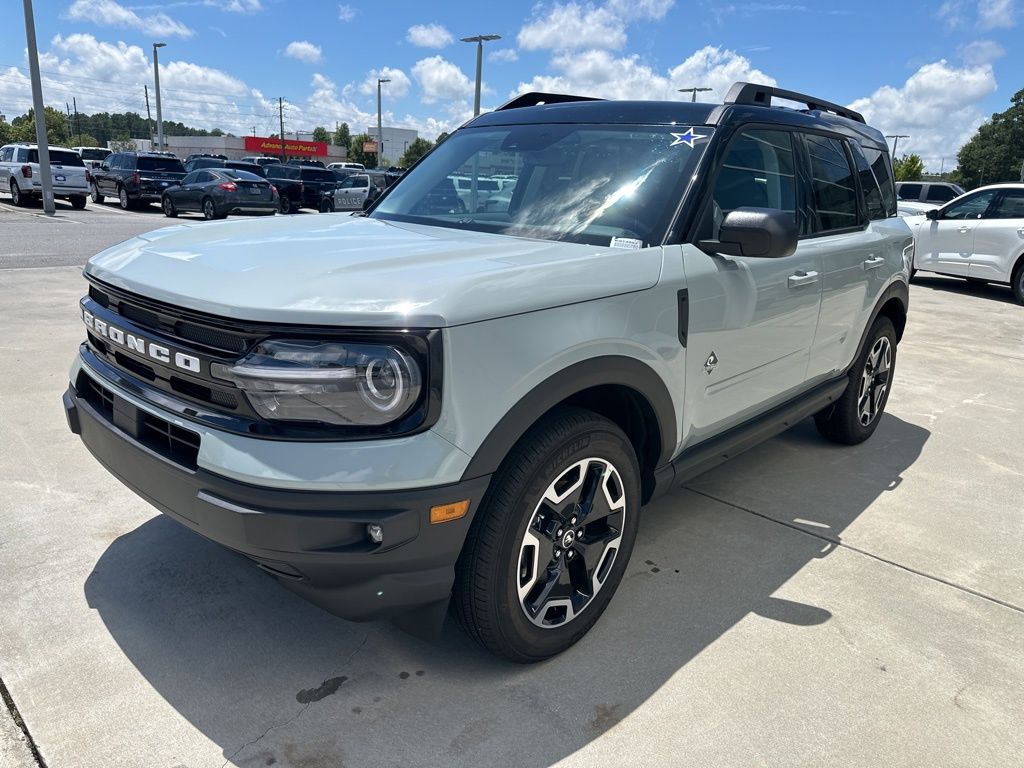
[89,285,110,307]
[119,302,161,330]
[173,321,246,353]
[82,377,114,418]
[139,413,201,469]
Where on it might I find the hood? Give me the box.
[84,215,663,327]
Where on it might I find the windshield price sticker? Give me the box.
[610,237,643,250]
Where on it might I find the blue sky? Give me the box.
[0,0,1019,169]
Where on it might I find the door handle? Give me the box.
[788,270,819,288]
[959,227,971,233]
[863,256,885,270]
[1017,228,1024,237]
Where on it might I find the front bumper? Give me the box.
[63,381,491,623]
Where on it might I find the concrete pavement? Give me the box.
[0,243,1022,766]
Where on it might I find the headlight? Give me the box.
[212,339,422,427]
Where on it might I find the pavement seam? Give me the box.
[218,631,371,767]
[0,676,48,768]
[686,487,1024,616]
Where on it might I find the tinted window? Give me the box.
[265,165,299,179]
[896,183,922,200]
[852,146,886,221]
[711,129,797,234]
[182,172,201,184]
[353,177,368,187]
[27,149,84,166]
[225,162,264,177]
[79,149,110,161]
[0,148,11,162]
[925,185,958,203]
[300,168,336,182]
[221,169,263,181]
[942,190,997,220]
[137,156,185,173]
[15,148,27,163]
[195,171,213,183]
[991,190,1024,219]
[862,147,896,217]
[805,134,859,232]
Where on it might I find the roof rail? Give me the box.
[496,92,605,111]
[724,82,865,124]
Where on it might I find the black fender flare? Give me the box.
[849,279,909,372]
[460,355,678,481]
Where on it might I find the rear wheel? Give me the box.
[162,195,177,218]
[118,186,131,210]
[279,195,293,214]
[10,180,25,207]
[1012,260,1024,305]
[453,407,640,662]
[202,197,222,220]
[815,316,897,445]
[69,195,87,210]
[90,183,104,204]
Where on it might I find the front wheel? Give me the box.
[453,407,640,662]
[815,316,897,445]
[90,183,104,204]
[319,197,334,213]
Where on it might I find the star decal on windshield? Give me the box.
[669,128,707,148]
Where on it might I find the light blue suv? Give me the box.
[64,83,911,661]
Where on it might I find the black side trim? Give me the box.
[677,289,689,347]
[461,356,677,481]
[667,376,849,489]
[851,280,909,364]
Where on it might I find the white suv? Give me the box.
[0,144,89,208]
[908,183,1024,303]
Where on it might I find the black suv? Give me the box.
[264,163,338,213]
[90,152,187,210]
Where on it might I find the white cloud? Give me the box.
[65,0,193,38]
[518,4,626,51]
[406,23,454,48]
[978,0,1016,27]
[605,0,673,18]
[515,45,773,102]
[218,0,262,11]
[849,60,997,169]
[412,56,474,103]
[359,67,412,99]
[489,48,519,63]
[338,4,356,21]
[284,41,322,64]
[958,38,1006,65]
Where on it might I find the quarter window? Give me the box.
[942,190,997,220]
[864,148,896,216]
[896,183,921,200]
[991,190,1024,219]
[710,129,797,236]
[805,134,860,232]
[852,146,886,220]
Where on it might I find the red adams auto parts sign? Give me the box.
[244,136,327,157]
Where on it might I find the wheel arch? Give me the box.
[460,356,677,504]
[851,280,909,368]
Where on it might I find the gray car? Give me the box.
[64,82,910,661]
[160,168,278,219]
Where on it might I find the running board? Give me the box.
[655,376,849,494]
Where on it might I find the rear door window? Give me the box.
[990,189,1024,219]
[804,134,860,233]
[925,185,958,203]
[896,183,922,201]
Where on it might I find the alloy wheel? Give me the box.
[119,187,129,209]
[203,199,215,220]
[517,457,626,629]
[858,336,892,426]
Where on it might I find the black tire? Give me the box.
[162,195,177,218]
[453,407,641,663]
[279,195,293,214]
[815,316,897,445]
[10,180,25,207]
[90,183,104,204]
[202,197,221,220]
[320,197,334,213]
[70,195,87,210]
[117,186,131,210]
[1011,259,1024,305]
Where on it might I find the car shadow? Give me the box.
[912,274,1018,305]
[84,413,928,767]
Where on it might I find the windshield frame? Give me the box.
[369,122,712,248]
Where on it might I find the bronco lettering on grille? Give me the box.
[82,308,201,374]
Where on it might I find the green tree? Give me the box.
[893,153,924,182]
[400,137,434,167]
[435,131,450,144]
[956,88,1024,188]
[0,120,14,146]
[108,135,138,152]
[74,133,101,148]
[333,122,351,151]
[10,106,71,145]
[311,126,330,143]
[210,127,225,137]
[348,132,379,168]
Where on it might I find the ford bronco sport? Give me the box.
[64,83,911,662]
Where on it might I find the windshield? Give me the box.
[138,156,185,173]
[371,123,711,247]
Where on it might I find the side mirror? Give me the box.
[699,207,797,259]
[925,208,939,220]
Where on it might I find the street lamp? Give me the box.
[460,34,501,116]
[152,42,166,151]
[377,77,389,166]
[678,87,712,102]
[886,134,909,158]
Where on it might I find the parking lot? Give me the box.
[1,210,1022,767]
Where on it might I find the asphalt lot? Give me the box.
[1,210,1022,767]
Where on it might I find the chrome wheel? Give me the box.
[517,457,626,629]
[118,187,129,210]
[858,336,892,427]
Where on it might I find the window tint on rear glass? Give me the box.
[301,168,336,182]
[222,170,263,181]
[805,134,859,232]
[80,149,110,161]
[896,183,921,200]
[137,156,185,173]
[991,190,1024,219]
[711,129,797,235]
[852,146,886,220]
[925,185,958,203]
[29,150,85,166]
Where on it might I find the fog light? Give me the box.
[366,523,384,544]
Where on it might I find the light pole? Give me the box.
[21,0,54,215]
[377,77,389,167]
[886,134,909,158]
[152,42,166,151]
[678,87,712,102]
[460,34,501,116]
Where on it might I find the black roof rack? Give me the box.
[724,82,865,124]
[496,92,605,111]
